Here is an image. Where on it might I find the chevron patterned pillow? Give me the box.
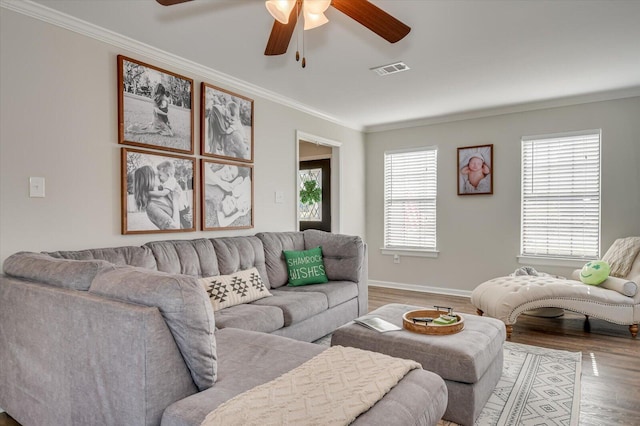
[200,267,272,311]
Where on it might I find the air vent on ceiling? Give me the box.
[370,61,410,76]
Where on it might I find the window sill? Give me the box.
[380,248,439,258]
[517,255,595,269]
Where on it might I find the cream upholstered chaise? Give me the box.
[471,237,640,338]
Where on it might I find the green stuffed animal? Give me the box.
[579,260,610,285]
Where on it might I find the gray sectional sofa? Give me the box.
[0,230,448,426]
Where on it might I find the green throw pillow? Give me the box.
[579,260,610,285]
[283,246,329,286]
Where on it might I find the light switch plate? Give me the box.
[275,191,284,203]
[29,177,45,198]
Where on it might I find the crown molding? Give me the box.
[365,86,640,133]
[4,0,639,135]
[0,0,362,132]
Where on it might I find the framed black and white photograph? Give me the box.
[118,55,194,154]
[122,148,195,234]
[201,159,253,231]
[457,144,493,195]
[201,82,253,162]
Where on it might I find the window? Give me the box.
[384,147,437,252]
[521,130,601,260]
[299,168,322,221]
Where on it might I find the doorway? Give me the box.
[299,158,331,232]
[296,131,341,233]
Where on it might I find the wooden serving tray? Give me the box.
[402,309,465,335]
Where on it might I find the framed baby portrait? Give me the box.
[201,82,254,162]
[118,55,194,154]
[457,144,493,195]
[122,148,196,234]
[201,159,254,231]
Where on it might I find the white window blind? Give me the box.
[521,130,601,259]
[384,147,437,250]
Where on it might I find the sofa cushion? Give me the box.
[304,230,364,283]
[89,266,217,391]
[250,289,328,326]
[161,328,325,426]
[256,232,305,288]
[283,246,328,286]
[45,245,158,270]
[211,236,271,288]
[3,252,113,291]
[213,303,284,333]
[200,268,272,311]
[277,281,359,309]
[145,239,219,277]
[162,328,448,426]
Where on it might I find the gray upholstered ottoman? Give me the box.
[331,303,505,426]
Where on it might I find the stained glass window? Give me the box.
[299,168,322,221]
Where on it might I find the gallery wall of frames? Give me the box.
[117,55,254,234]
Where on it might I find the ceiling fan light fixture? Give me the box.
[302,0,330,30]
[303,0,331,14]
[265,0,296,24]
[303,10,329,30]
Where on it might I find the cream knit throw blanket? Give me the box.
[602,237,640,278]
[200,345,421,426]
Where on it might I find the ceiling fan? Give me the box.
[156,0,411,56]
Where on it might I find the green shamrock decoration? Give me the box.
[300,180,321,205]
[579,260,610,285]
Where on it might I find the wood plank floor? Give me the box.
[1,286,638,426]
[368,286,640,426]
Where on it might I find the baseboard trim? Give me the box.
[368,280,472,298]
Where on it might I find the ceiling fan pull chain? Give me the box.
[295,0,300,62]
[301,17,306,68]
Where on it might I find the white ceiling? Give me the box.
[26,0,640,130]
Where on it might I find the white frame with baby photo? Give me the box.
[457,144,493,195]
[122,148,196,234]
[201,159,254,231]
[118,55,194,154]
[200,82,254,163]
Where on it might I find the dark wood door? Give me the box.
[299,159,331,232]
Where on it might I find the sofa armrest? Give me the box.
[303,230,368,315]
[0,276,197,426]
[303,230,364,282]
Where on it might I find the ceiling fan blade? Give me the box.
[332,0,410,43]
[264,0,302,56]
[156,0,193,6]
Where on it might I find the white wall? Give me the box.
[0,10,366,264]
[366,97,640,293]
[3,9,638,294]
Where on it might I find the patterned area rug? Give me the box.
[314,337,581,426]
[441,341,581,426]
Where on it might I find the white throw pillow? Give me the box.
[200,267,272,311]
